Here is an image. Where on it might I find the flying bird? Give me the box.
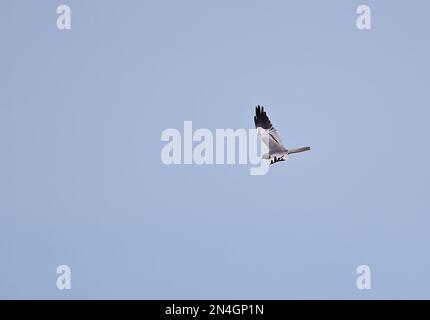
[254,105,310,165]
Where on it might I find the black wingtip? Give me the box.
[270,156,286,165]
[254,105,273,130]
[255,105,265,116]
[255,106,261,125]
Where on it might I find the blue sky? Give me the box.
[1,0,430,299]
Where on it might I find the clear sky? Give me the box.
[1,0,430,299]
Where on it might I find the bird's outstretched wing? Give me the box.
[254,105,285,150]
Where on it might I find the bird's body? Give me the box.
[254,105,310,165]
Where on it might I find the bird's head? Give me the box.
[256,127,264,136]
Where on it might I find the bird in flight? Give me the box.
[254,105,310,165]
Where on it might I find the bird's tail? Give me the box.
[287,146,311,154]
